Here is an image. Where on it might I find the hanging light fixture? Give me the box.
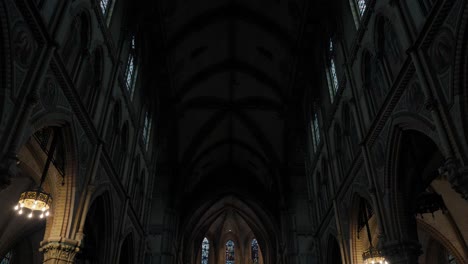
[414,191,447,218]
[13,128,59,219]
[360,199,389,264]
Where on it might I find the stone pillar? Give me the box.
[39,238,80,264]
[381,240,422,264]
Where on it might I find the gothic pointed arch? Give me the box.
[62,10,91,76]
[326,235,343,264]
[374,16,403,80]
[182,196,278,264]
[76,191,113,263]
[0,116,81,262]
[77,46,104,113]
[383,127,468,263]
[118,233,135,264]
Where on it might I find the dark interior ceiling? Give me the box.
[134,0,337,211]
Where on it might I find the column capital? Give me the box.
[39,238,80,264]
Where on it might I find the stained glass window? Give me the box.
[356,0,367,17]
[225,240,235,264]
[201,238,209,264]
[448,254,457,264]
[311,111,320,153]
[100,0,111,15]
[251,239,259,264]
[327,39,339,102]
[142,111,152,149]
[0,251,12,264]
[125,36,137,97]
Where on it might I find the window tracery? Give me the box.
[201,237,209,264]
[100,0,111,16]
[0,251,12,264]
[327,39,339,102]
[125,35,137,97]
[356,0,367,17]
[251,239,259,264]
[225,240,235,264]
[310,108,321,153]
[142,111,152,149]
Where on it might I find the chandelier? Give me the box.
[414,191,447,218]
[13,128,59,219]
[359,198,389,264]
[363,247,388,264]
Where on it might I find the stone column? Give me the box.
[40,238,80,264]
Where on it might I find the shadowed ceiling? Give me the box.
[136,0,333,208]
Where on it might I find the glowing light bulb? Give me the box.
[14,205,19,210]
[18,209,23,214]
[28,212,33,218]
[32,204,36,209]
[40,214,44,219]
[42,207,46,212]
[20,203,24,208]
[45,211,49,217]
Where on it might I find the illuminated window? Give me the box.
[225,240,235,264]
[142,111,152,149]
[356,0,367,17]
[0,251,12,264]
[311,111,321,153]
[125,36,137,97]
[201,238,209,264]
[327,39,339,102]
[448,254,457,264]
[251,239,259,264]
[100,0,111,16]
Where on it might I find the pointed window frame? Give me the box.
[310,104,321,154]
[142,110,152,150]
[201,237,209,264]
[251,239,259,264]
[0,251,13,264]
[225,240,235,264]
[125,35,138,99]
[326,38,339,102]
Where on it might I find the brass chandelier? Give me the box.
[13,128,59,219]
[360,200,388,264]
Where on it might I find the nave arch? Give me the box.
[181,196,277,264]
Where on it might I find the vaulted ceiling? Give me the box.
[136,0,334,209]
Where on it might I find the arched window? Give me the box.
[310,104,321,153]
[107,103,121,152]
[201,237,209,264]
[100,0,112,16]
[136,171,146,215]
[225,240,235,264]
[355,0,367,17]
[251,239,259,264]
[125,35,137,98]
[114,123,128,175]
[62,13,89,74]
[0,251,12,264]
[142,111,152,149]
[326,39,339,102]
